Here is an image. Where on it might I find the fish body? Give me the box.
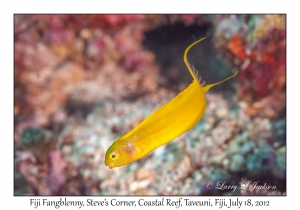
[105,37,238,169]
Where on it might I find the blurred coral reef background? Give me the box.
[14,14,286,195]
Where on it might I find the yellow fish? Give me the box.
[105,37,238,169]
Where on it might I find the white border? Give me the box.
[1,0,296,209]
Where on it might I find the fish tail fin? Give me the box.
[184,37,238,92]
[184,37,207,84]
[202,71,239,93]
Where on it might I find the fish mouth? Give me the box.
[107,164,114,169]
[105,160,114,169]
[108,163,115,169]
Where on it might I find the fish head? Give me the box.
[105,140,140,169]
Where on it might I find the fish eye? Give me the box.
[110,153,117,159]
